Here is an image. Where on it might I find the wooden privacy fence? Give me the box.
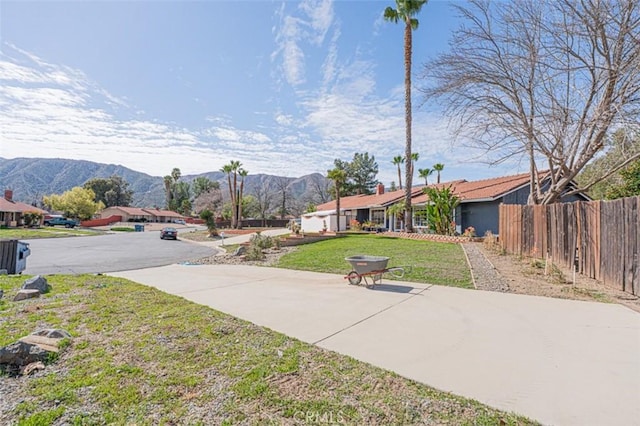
[499,196,639,295]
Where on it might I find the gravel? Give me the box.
[462,243,510,292]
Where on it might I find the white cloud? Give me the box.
[299,0,334,45]
[322,27,341,88]
[272,0,335,88]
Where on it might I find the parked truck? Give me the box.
[43,217,78,228]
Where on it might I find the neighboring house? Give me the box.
[412,173,590,236]
[0,190,47,227]
[98,206,185,223]
[301,210,347,233]
[313,183,422,233]
[315,173,590,236]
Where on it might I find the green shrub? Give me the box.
[249,232,277,250]
[245,232,280,261]
[245,244,265,261]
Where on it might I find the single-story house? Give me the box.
[315,173,590,236]
[311,183,421,233]
[98,206,185,223]
[301,210,347,233]
[0,190,47,227]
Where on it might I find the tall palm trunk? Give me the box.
[335,186,341,232]
[403,19,414,233]
[238,179,245,229]
[226,173,234,227]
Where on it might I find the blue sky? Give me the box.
[0,0,527,184]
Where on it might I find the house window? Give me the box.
[371,209,385,225]
[413,208,429,227]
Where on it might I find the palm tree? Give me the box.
[229,160,242,228]
[163,175,173,209]
[433,163,444,184]
[418,168,433,185]
[392,155,405,189]
[386,201,405,231]
[220,164,234,227]
[410,152,419,180]
[327,168,347,232]
[384,0,427,233]
[237,168,248,229]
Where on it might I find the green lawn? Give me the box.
[0,228,101,239]
[277,234,473,288]
[0,274,535,425]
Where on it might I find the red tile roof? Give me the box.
[108,206,150,216]
[317,173,543,211]
[414,172,538,204]
[142,208,183,218]
[317,187,422,211]
[105,206,184,218]
[0,198,47,214]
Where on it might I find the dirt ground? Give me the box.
[477,242,640,313]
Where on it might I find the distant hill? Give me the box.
[0,158,331,214]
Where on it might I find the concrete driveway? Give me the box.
[112,264,640,426]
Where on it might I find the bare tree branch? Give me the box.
[420,0,640,204]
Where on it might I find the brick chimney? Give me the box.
[4,189,13,201]
[376,183,385,195]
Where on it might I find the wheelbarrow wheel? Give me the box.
[347,271,361,285]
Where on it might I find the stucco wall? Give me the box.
[460,200,502,236]
[100,207,130,221]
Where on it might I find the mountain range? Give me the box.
[0,157,331,213]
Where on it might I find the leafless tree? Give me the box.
[252,182,274,226]
[274,177,291,219]
[193,187,223,217]
[420,0,640,204]
[310,176,332,204]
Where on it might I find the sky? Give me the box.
[0,0,530,185]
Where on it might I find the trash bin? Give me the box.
[0,239,30,274]
[134,224,144,232]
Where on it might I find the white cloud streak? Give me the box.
[272,0,335,88]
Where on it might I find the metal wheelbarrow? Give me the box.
[344,255,405,288]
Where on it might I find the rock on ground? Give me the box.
[21,275,49,293]
[13,289,41,302]
[0,341,50,366]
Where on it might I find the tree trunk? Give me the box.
[403,19,414,233]
[236,187,243,229]
[335,188,341,232]
[226,174,235,228]
[231,173,238,228]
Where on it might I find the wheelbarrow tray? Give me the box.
[345,255,390,275]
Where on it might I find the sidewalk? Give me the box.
[112,264,640,426]
[185,228,291,249]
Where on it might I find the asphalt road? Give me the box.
[22,229,216,275]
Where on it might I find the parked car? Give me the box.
[43,217,78,228]
[160,227,178,240]
[173,219,186,225]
